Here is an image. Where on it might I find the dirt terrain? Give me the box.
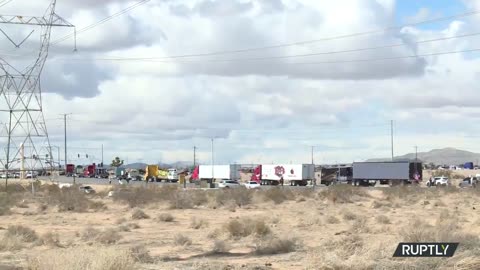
[0,179,479,270]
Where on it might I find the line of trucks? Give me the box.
[189,161,423,186]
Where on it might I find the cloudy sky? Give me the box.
[1,0,480,166]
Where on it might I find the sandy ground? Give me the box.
[0,179,479,269]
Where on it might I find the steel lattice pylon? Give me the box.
[0,0,74,180]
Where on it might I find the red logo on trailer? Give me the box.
[274,166,285,177]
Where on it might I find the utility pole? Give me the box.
[62,113,71,170]
[211,138,214,188]
[311,146,314,164]
[101,144,104,166]
[391,120,394,161]
[0,1,74,188]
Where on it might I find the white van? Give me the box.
[167,168,178,182]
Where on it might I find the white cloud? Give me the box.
[1,0,479,165]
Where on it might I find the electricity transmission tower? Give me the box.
[0,0,74,181]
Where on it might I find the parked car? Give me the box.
[79,185,95,194]
[459,177,477,188]
[26,171,38,179]
[243,181,261,189]
[218,180,241,188]
[430,176,449,186]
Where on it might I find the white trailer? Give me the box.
[259,164,314,186]
[198,164,241,180]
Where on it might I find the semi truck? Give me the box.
[319,165,353,186]
[251,164,314,186]
[191,164,241,181]
[66,164,75,176]
[352,161,422,186]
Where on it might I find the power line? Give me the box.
[50,0,151,46]
[55,47,480,66]
[71,31,480,63]
[0,0,14,8]
[78,9,480,60]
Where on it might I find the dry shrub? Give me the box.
[43,186,94,212]
[112,185,178,208]
[96,230,122,245]
[169,190,194,209]
[0,225,39,251]
[128,223,140,230]
[225,218,271,238]
[214,187,253,207]
[342,211,358,221]
[0,192,19,215]
[325,215,340,224]
[174,234,192,246]
[190,217,208,229]
[41,232,61,247]
[319,185,367,204]
[190,190,208,206]
[401,218,480,250]
[27,246,135,270]
[382,186,423,204]
[16,201,29,208]
[296,197,306,202]
[131,208,149,220]
[88,201,107,211]
[5,225,38,243]
[130,246,154,264]
[372,200,392,209]
[262,187,294,204]
[81,227,121,245]
[211,240,229,253]
[350,217,369,233]
[375,215,391,224]
[157,213,174,222]
[254,236,297,255]
[324,235,364,259]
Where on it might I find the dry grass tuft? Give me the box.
[169,190,194,209]
[112,185,178,208]
[214,187,254,207]
[81,227,122,245]
[342,211,358,221]
[131,208,149,220]
[27,246,135,270]
[41,232,61,247]
[174,234,192,246]
[130,245,155,264]
[325,215,340,224]
[261,188,294,204]
[375,215,391,224]
[157,213,175,222]
[117,225,131,232]
[211,240,229,253]
[5,225,38,243]
[254,236,297,255]
[319,185,368,204]
[190,217,208,229]
[225,218,271,238]
[350,217,370,233]
[0,225,39,251]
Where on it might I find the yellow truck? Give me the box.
[144,165,169,182]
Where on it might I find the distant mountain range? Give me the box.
[367,147,480,165]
